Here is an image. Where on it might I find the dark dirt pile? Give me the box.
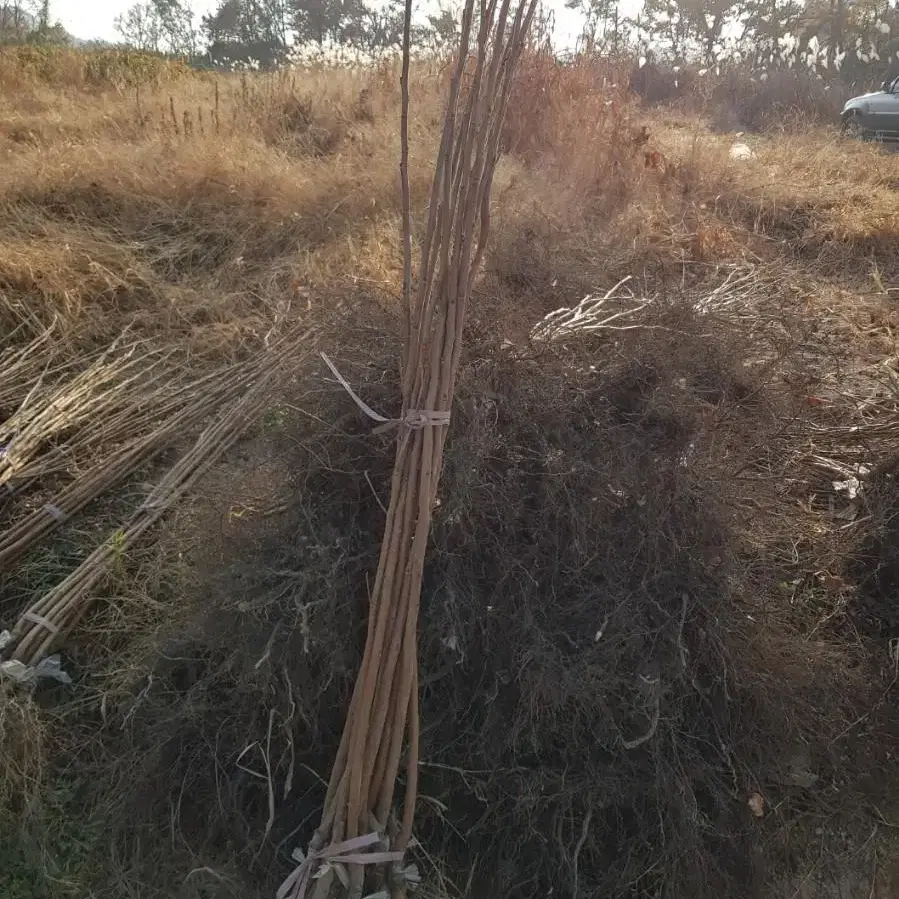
[29,301,899,899]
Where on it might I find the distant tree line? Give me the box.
[109,0,899,79]
[0,0,70,45]
[569,0,899,80]
[114,0,461,68]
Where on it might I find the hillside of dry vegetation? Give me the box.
[2,48,899,899]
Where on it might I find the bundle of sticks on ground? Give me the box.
[0,328,314,671]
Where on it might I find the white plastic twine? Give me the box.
[320,353,450,434]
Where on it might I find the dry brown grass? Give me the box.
[698,128,899,277]
[1,47,899,899]
[0,59,446,360]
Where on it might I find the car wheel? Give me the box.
[841,112,866,140]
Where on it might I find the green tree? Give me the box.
[635,0,694,60]
[737,0,803,65]
[566,0,623,51]
[681,0,744,64]
[152,0,197,54]
[115,0,195,53]
[425,1,459,49]
[0,2,33,44]
[115,2,162,50]
[2,0,68,45]
[291,0,367,47]
[357,0,406,51]
[202,0,293,67]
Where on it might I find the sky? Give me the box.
[55,0,603,47]
[59,0,218,42]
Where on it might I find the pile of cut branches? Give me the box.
[1,328,315,670]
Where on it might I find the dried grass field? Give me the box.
[2,45,899,899]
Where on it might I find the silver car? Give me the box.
[841,76,899,140]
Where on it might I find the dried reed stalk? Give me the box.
[0,324,62,413]
[531,277,651,341]
[531,268,766,342]
[0,293,53,344]
[3,329,314,668]
[280,3,536,898]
